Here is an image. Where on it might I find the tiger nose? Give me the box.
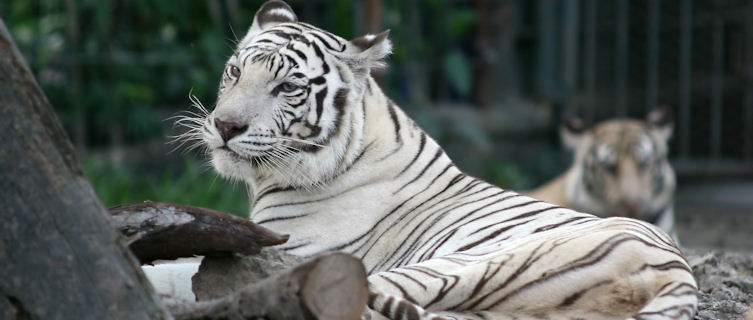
[622,201,641,214]
[214,119,248,142]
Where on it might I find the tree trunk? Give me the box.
[0,18,170,319]
[175,252,368,320]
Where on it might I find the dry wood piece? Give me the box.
[110,201,289,264]
[175,252,368,320]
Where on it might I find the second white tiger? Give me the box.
[528,110,677,239]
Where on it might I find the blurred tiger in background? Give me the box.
[529,109,678,241]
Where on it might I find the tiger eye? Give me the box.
[230,65,241,77]
[280,82,298,92]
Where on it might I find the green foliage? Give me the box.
[329,0,355,39]
[443,49,473,98]
[488,163,532,191]
[84,155,249,217]
[2,0,247,146]
[3,1,546,211]
[446,8,477,38]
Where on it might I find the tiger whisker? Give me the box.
[167,135,203,154]
[265,148,302,181]
[277,143,303,153]
[188,92,211,116]
[168,93,212,156]
[167,127,206,150]
[277,136,324,147]
[168,111,207,122]
[261,151,299,190]
[267,147,321,191]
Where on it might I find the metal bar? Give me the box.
[435,0,448,102]
[710,14,724,160]
[537,0,557,100]
[645,0,660,114]
[615,0,629,117]
[584,0,597,123]
[475,0,493,106]
[364,0,383,34]
[678,0,693,159]
[493,0,518,101]
[744,3,753,161]
[745,79,753,161]
[405,0,427,105]
[352,0,363,36]
[302,1,315,26]
[562,0,580,113]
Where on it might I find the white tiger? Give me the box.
[528,110,678,240]
[178,1,698,319]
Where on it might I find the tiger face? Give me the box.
[201,1,390,187]
[563,109,675,223]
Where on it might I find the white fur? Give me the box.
[267,8,295,21]
[142,257,202,302]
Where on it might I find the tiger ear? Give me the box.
[560,116,589,150]
[344,30,393,76]
[647,107,674,142]
[242,0,298,43]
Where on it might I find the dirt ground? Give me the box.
[675,181,753,319]
[675,181,753,250]
[687,249,753,320]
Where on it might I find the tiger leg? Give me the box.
[365,217,697,320]
[363,292,481,320]
[627,282,697,320]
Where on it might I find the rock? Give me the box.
[192,247,302,301]
[687,248,753,320]
[179,252,368,320]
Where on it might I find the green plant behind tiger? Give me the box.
[83,155,249,218]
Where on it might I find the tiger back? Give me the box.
[529,110,677,238]
[172,1,698,319]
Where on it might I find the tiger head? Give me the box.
[200,0,391,188]
[562,109,675,222]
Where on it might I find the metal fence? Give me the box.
[535,0,753,178]
[375,0,753,179]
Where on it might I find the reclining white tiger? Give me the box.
[528,110,678,240]
[179,1,698,319]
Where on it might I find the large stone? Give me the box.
[192,248,303,301]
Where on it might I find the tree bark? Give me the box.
[0,18,170,319]
[110,202,288,264]
[175,253,369,320]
